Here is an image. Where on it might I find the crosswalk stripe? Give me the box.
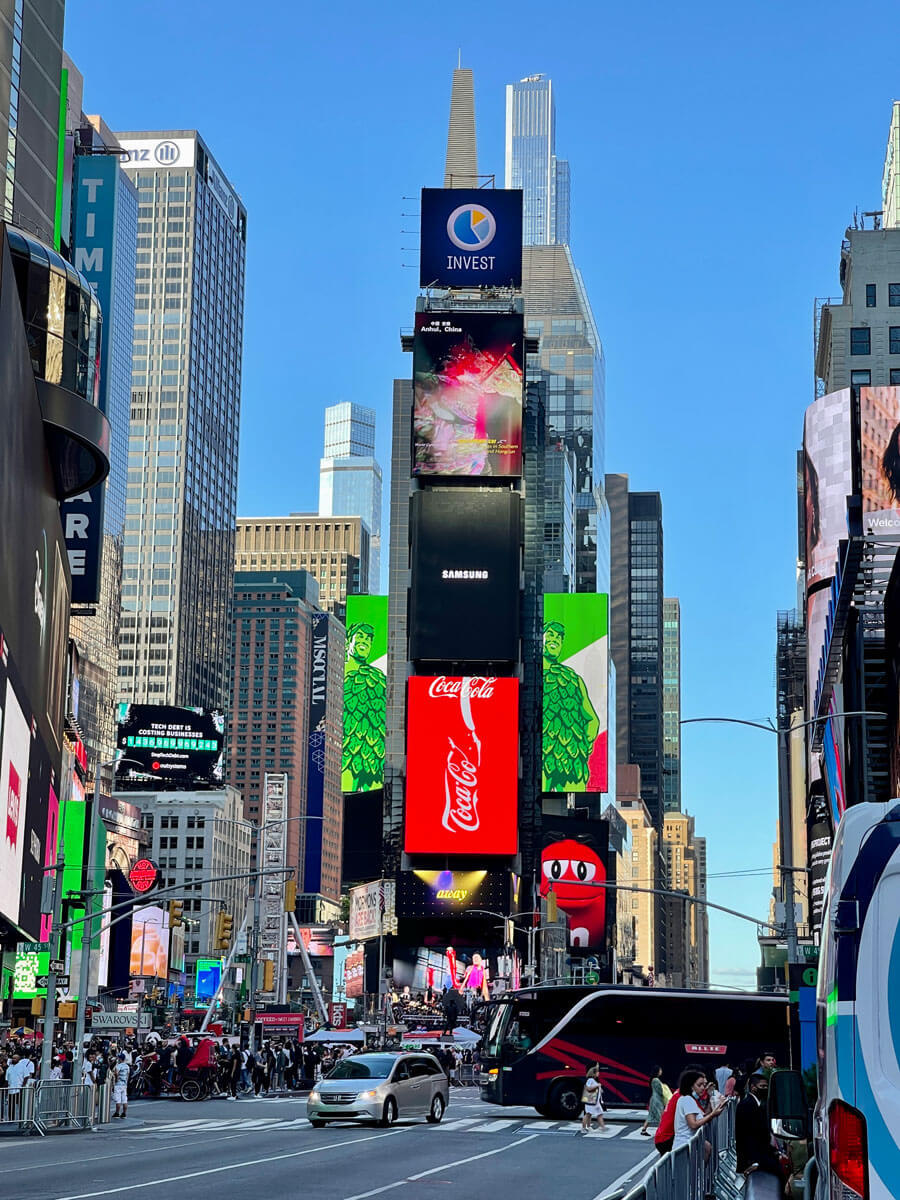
[470,1120,518,1132]
[526,1120,560,1130]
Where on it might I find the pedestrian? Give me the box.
[81,1050,98,1090]
[640,1065,669,1136]
[579,1064,605,1134]
[735,1070,783,1184]
[5,1052,34,1118]
[229,1043,243,1098]
[672,1068,727,1160]
[112,1053,130,1120]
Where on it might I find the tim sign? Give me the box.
[404,676,518,856]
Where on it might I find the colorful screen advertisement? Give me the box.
[129,905,169,979]
[542,594,609,793]
[115,704,225,789]
[396,869,509,918]
[540,815,610,952]
[419,188,523,289]
[859,385,900,534]
[344,948,365,999]
[412,312,524,478]
[342,596,387,794]
[404,675,519,856]
[195,957,222,1001]
[803,388,853,591]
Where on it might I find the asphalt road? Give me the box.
[0,1093,658,1200]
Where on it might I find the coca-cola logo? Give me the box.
[428,676,496,699]
[443,739,480,833]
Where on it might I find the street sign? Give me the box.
[91,1012,139,1030]
[19,942,49,954]
[36,974,70,989]
[49,959,65,974]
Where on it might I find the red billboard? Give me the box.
[404,676,519,856]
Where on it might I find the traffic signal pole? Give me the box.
[199,914,248,1033]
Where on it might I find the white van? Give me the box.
[774,800,900,1199]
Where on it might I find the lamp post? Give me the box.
[467,909,541,984]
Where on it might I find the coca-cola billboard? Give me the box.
[404,676,519,856]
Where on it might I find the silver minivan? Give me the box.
[307,1052,449,1127]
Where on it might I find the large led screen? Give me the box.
[409,490,520,663]
[803,388,853,591]
[419,187,523,289]
[115,704,225,789]
[541,815,611,953]
[342,596,387,793]
[412,312,524,478]
[542,594,609,793]
[396,870,510,918]
[130,904,169,979]
[405,675,519,856]
[859,385,900,534]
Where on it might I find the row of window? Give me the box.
[850,368,900,386]
[850,326,900,355]
[865,283,900,307]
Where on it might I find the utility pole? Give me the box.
[776,723,800,965]
[39,848,64,1080]
[73,762,106,1067]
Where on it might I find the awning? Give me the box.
[304,1029,366,1044]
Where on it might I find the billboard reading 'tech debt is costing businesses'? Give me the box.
[404,676,519,856]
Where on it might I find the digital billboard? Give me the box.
[349,878,396,942]
[396,870,510,918]
[419,187,523,289]
[807,783,833,929]
[404,676,519,856]
[305,614,329,890]
[195,957,222,1001]
[130,905,169,979]
[859,385,900,534]
[409,491,520,663]
[115,704,225,789]
[542,594,609,793]
[342,596,387,794]
[412,312,524,478]
[344,948,365,999]
[540,815,611,953]
[803,388,853,591]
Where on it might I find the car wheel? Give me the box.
[427,1094,445,1124]
[310,1119,326,1128]
[379,1097,398,1127]
[180,1078,202,1102]
[549,1080,583,1121]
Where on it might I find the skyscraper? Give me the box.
[444,67,478,187]
[662,597,682,814]
[505,75,570,246]
[318,402,383,589]
[115,131,247,710]
[0,1,65,242]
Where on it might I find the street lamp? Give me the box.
[467,909,541,983]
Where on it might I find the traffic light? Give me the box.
[262,959,275,991]
[283,879,297,912]
[31,997,44,1016]
[218,911,234,950]
[546,888,558,923]
[168,899,184,928]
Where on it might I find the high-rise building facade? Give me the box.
[227,570,343,905]
[318,402,383,589]
[505,75,570,246]
[62,60,138,769]
[661,811,707,988]
[662,597,682,814]
[615,765,657,979]
[235,515,369,618]
[0,1,64,242]
[115,131,247,710]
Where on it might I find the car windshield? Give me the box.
[482,1002,513,1058]
[326,1056,397,1080]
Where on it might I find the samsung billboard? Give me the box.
[419,188,522,289]
[409,491,520,663]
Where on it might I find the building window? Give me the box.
[851,370,871,386]
[891,328,900,355]
[866,283,877,307]
[891,369,900,385]
[890,283,900,306]
[850,328,871,355]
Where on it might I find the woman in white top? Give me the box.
[672,1068,726,1158]
[579,1064,605,1134]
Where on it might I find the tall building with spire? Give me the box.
[444,67,478,186]
[505,74,570,246]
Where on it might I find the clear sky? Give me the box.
[67,0,900,987]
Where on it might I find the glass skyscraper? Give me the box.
[116,131,247,709]
[318,401,382,590]
[505,74,570,246]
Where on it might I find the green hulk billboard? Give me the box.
[542,594,609,793]
[342,596,388,793]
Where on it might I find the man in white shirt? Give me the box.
[6,1053,35,1117]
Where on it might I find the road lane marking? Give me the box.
[591,1149,658,1200]
[342,1134,540,1200]
[54,1127,415,1199]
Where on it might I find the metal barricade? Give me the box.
[620,1099,740,1200]
[0,1084,36,1132]
[459,1064,478,1086]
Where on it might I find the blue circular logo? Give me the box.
[447,203,497,251]
[155,141,180,165]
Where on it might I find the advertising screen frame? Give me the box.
[540,814,611,955]
[858,385,900,535]
[803,388,853,591]
[419,187,523,289]
[412,311,524,479]
[115,703,225,790]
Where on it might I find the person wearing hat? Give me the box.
[112,1053,131,1120]
[735,1069,783,1186]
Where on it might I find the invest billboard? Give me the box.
[803,388,853,591]
[115,704,225,789]
[542,594,609,793]
[409,491,520,663]
[540,815,610,953]
[404,676,519,856]
[412,312,524,478]
[419,188,523,289]
[342,596,387,794]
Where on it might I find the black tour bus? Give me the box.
[478,985,791,1119]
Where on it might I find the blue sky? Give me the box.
[67,0,900,986]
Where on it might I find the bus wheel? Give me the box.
[534,1103,552,1117]
[549,1080,583,1120]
